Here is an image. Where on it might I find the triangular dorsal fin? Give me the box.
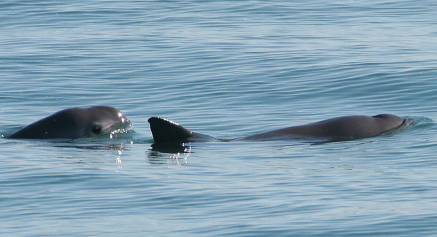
[148,117,194,143]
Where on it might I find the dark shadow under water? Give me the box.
[148,143,192,165]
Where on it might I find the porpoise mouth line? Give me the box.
[109,120,133,138]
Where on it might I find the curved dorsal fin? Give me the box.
[148,117,194,143]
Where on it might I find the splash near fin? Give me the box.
[148,117,194,143]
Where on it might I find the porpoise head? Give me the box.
[7,106,132,139]
[73,106,132,138]
[372,114,406,133]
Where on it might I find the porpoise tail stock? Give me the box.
[148,114,407,145]
[7,106,131,139]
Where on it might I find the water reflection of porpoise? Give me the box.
[7,106,131,139]
[148,114,406,144]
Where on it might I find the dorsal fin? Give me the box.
[148,117,194,143]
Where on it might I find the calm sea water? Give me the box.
[2,0,437,236]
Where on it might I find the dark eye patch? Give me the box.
[91,125,103,135]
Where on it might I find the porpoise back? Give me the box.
[244,114,406,140]
[147,114,406,144]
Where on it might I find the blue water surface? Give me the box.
[2,0,437,236]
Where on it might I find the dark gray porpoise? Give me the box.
[7,106,131,139]
[148,114,406,144]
